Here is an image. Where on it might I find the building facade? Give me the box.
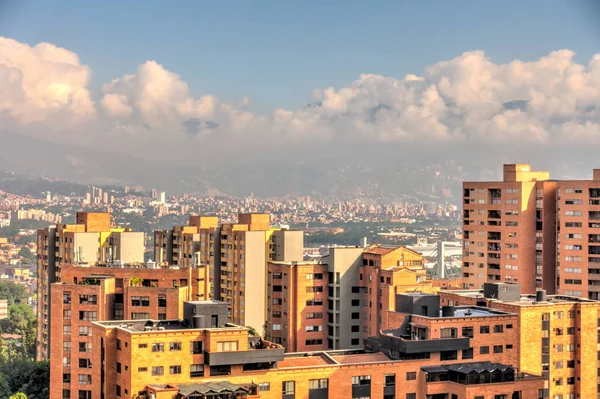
[85,300,543,399]
[440,282,600,399]
[464,163,600,299]
[49,262,210,399]
[36,212,145,361]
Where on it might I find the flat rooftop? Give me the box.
[278,350,392,369]
[441,289,596,305]
[450,307,510,317]
[93,319,247,333]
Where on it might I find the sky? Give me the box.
[2,1,600,180]
[2,0,599,112]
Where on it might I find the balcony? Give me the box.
[370,333,470,355]
[203,339,284,366]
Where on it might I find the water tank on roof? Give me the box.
[536,290,547,302]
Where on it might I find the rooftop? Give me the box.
[442,289,597,305]
[92,319,246,333]
[277,350,393,369]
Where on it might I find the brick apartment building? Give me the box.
[463,163,600,299]
[36,212,145,361]
[265,245,451,353]
[440,282,600,399]
[154,213,303,331]
[85,300,543,399]
[50,262,211,399]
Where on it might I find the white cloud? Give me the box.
[2,35,600,158]
[0,36,95,126]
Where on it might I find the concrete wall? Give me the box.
[272,230,304,262]
[71,232,101,264]
[244,231,267,331]
[327,247,364,350]
[113,231,145,264]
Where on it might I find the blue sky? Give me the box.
[1,0,599,113]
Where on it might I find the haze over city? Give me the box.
[2,1,600,195]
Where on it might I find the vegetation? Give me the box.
[129,277,143,286]
[0,281,27,306]
[0,360,49,399]
[0,281,48,399]
[17,247,35,264]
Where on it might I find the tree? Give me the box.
[129,277,143,287]
[0,304,36,359]
[17,247,34,264]
[0,360,49,399]
[0,281,27,306]
[9,393,27,399]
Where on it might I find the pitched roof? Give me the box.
[178,382,249,397]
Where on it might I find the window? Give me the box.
[169,342,182,351]
[462,326,474,337]
[190,364,204,377]
[406,395,416,399]
[272,272,282,279]
[79,358,92,368]
[282,381,295,395]
[138,367,147,372]
[306,286,323,293]
[63,309,71,320]
[352,375,371,385]
[114,309,123,320]
[480,325,490,334]
[306,325,323,332]
[191,341,203,354]
[440,350,458,360]
[273,324,282,331]
[79,294,97,305]
[462,348,474,359]
[63,373,71,383]
[309,379,328,389]
[493,345,503,353]
[272,298,282,305]
[131,312,149,319]
[306,339,323,345]
[62,389,70,399]
[406,372,416,380]
[63,293,71,304]
[78,374,92,385]
[351,299,360,306]
[78,342,92,353]
[169,365,181,374]
[351,338,360,345]
[480,346,489,354]
[306,299,323,306]
[151,343,164,352]
[152,366,164,376]
[138,343,147,349]
[351,325,360,332]
[493,325,503,333]
[306,273,323,280]
[116,385,121,397]
[116,362,121,373]
[258,382,270,391]
[384,374,395,386]
[217,341,238,352]
[351,312,360,319]
[63,341,71,352]
[306,312,323,319]
[78,311,97,321]
[79,326,91,337]
[272,311,282,318]
[158,296,167,307]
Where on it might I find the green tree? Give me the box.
[0,281,27,306]
[9,393,27,399]
[0,304,36,359]
[0,360,49,399]
[17,247,34,264]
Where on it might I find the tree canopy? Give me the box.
[0,281,27,306]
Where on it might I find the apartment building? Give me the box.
[462,164,551,293]
[36,212,145,361]
[50,262,209,399]
[463,163,600,300]
[87,300,543,399]
[440,282,600,399]
[360,245,430,339]
[265,260,328,352]
[154,215,218,269]
[217,214,303,330]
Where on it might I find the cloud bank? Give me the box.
[2,36,600,166]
